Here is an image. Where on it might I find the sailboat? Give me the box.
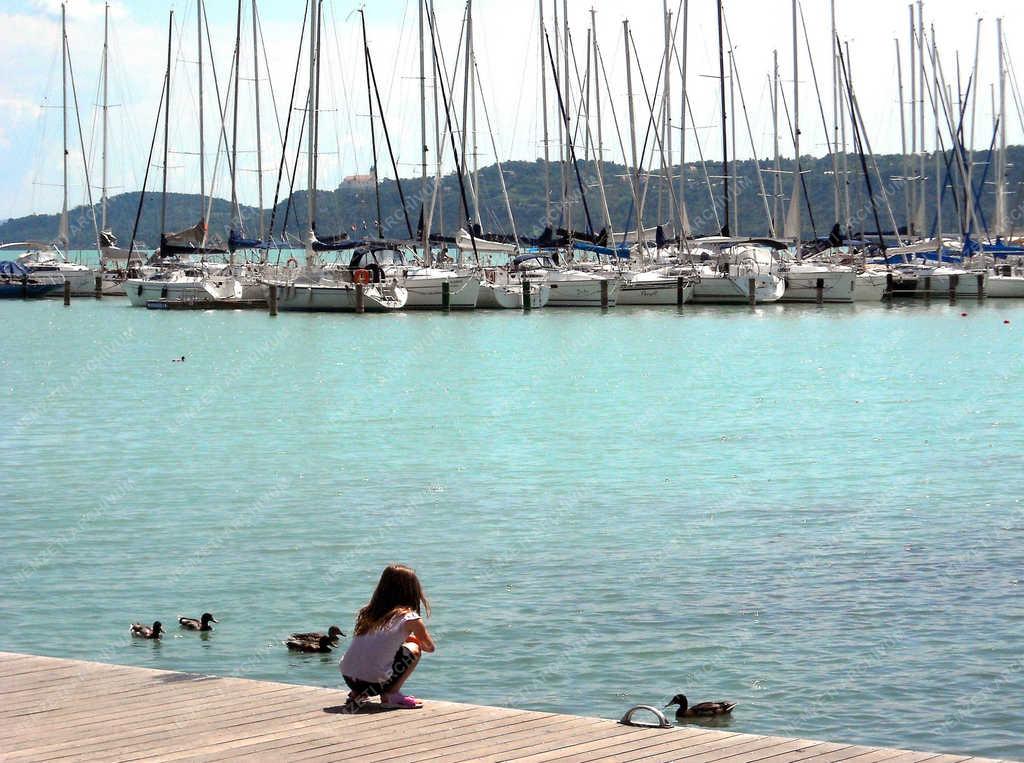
[14,4,95,296]
[265,1,406,313]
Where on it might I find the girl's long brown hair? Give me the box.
[354,564,430,635]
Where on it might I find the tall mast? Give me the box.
[678,0,690,236]
[161,10,172,238]
[100,2,109,233]
[592,9,613,237]
[60,3,69,247]
[790,0,800,248]
[197,0,205,220]
[562,0,571,231]
[897,38,910,238]
[773,51,782,231]
[306,0,317,263]
[663,2,672,234]
[252,0,264,243]
[931,28,941,245]
[830,0,839,225]
[360,9,383,238]
[996,17,1007,238]
[419,0,428,255]
[469,1,481,226]
[908,4,916,235]
[553,1,565,229]
[917,1,925,236]
[539,0,551,230]
[729,49,738,235]
[717,0,728,235]
[230,0,242,229]
[624,19,639,236]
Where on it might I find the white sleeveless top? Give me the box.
[340,611,420,683]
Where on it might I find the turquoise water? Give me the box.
[1,297,1022,759]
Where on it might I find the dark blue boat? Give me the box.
[0,260,65,298]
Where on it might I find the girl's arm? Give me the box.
[407,618,436,653]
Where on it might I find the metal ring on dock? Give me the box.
[618,705,672,729]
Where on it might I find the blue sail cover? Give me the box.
[0,261,30,277]
[228,230,273,252]
[571,240,632,258]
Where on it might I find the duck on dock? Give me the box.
[288,626,345,645]
[286,635,334,653]
[178,613,217,631]
[665,693,736,718]
[130,621,163,639]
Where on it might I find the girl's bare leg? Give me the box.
[385,641,421,696]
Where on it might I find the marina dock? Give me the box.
[1,652,1013,762]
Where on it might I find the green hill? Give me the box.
[3,147,1021,248]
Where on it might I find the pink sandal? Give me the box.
[381,693,423,709]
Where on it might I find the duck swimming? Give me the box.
[130,621,163,639]
[286,635,333,653]
[179,613,217,631]
[289,626,345,645]
[665,693,736,718]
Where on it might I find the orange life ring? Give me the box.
[353,268,372,285]
[286,257,298,268]
[486,270,496,284]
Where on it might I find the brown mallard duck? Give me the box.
[286,635,333,653]
[289,625,345,645]
[179,613,218,631]
[666,693,736,718]
[130,621,163,639]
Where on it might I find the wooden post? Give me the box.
[355,283,365,313]
[676,276,685,306]
[63,280,71,306]
[948,273,959,301]
[600,279,609,308]
[923,275,931,301]
[885,272,894,301]
[268,283,278,316]
[748,277,757,306]
[976,272,985,299]
[815,277,824,305]
[522,281,532,311]
[20,275,28,299]
[441,279,451,311]
[94,274,102,298]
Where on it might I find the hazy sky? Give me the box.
[1,0,1022,221]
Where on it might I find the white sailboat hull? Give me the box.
[476,281,551,309]
[780,269,856,303]
[853,273,888,302]
[273,281,407,312]
[617,276,694,305]
[124,276,243,306]
[545,276,621,307]
[401,273,480,309]
[690,273,785,304]
[985,275,1024,298]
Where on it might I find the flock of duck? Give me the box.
[129,613,346,654]
[128,613,734,719]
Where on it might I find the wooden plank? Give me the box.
[0,652,1005,763]
[407,712,638,761]
[34,686,349,761]
[460,720,673,763]
[507,727,724,763]
[374,714,607,763]
[300,711,577,762]
[641,733,801,763]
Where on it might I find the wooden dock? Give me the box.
[0,652,1013,762]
